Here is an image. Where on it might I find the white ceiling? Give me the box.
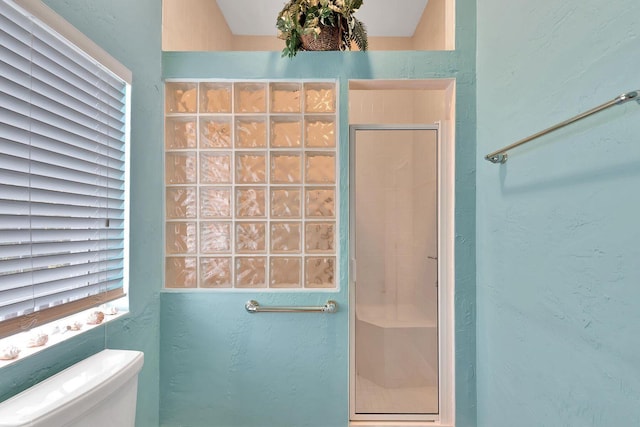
[216,0,429,37]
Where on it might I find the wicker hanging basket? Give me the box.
[300,24,341,51]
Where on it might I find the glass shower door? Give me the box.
[350,126,439,419]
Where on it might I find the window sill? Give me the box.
[0,299,128,369]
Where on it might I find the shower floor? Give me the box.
[355,374,438,414]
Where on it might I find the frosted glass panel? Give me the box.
[271,188,301,218]
[165,257,197,288]
[236,188,266,217]
[166,117,197,149]
[200,82,231,113]
[305,118,336,147]
[305,187,335,218]
[165,152,197,184]
[200,257,232,288]
[271,153,302,184]
[166,82,197,113]
[271,222,301,253]
[236,118,267,148]
[236,153,266,183]
[235,83,266,113]
[305,257,335,288]
[166,187,197,219]
[304,83,335,113]
[271,118,302,148]
[235,257,267,288]
[270,83,301,112]
[200,222,231,253]
[200,187,231,218]
[270,257,302,288]
[200,118,232,148]
[200,152,232,184]
[353,128,439,415]
[305,153,335,184]
[305,222,335,253]
[236,222,266,253]
[166,222,197,254]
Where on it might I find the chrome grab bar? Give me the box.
[485,90,640,163]
[245,299,338,314]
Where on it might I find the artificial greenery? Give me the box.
[276,0,368,58]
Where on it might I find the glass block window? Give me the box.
[164,81,338,290]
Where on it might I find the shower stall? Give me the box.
[350,124,445,423]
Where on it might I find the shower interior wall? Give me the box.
[349,89,449,321]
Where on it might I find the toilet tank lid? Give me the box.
[0,349,144,427]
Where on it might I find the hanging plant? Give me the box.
[276,0,368,58]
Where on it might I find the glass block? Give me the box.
[165,152,197,184]
[165,117,197,149]
[305,257,336,288]
[235,118,267,148]
[200,118,232,148]
[236,188,266,217]
[200,187,231,218]
[200,257,232,288]
[236,222,266,253]
[305,222,335,253]
[305,118,336,147]
[270,117,302,148]
[199,82,231,113]
[164,152,197,184]
[305,187,335,218]
[271,153,301,184]
[165,82,197,113]
[236,153,266,184]
[166,187,197,219]
[305,153,335,184]
[271,222,301,253]
[271,188,301,218]
[166,222,197,254]
[270,257,302,288]
[235,257,267,288]
[165,256,197,288]
[200,222,231,253]
[200,152,231,184]
[304,82,335,113]
[270,83,301,113]
[234,83,266,113]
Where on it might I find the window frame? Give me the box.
[0,0,131,340]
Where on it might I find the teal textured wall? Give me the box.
[0,1,163,426]
[159,0,476,424]
[476,0,640,426]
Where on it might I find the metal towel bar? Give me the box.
[245,300,338,314]
[485,90,640,164]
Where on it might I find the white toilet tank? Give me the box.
[0,349,144,427]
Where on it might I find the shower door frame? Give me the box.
[348,123,455,425]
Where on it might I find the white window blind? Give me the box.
[0,0,130,338]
